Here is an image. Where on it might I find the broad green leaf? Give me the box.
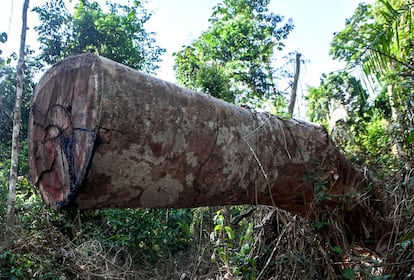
[332,246,343,255]
[214,224,222,233]
[314,220,330,229]
[224,226,235,240]
[343,268,356,280]
[406,130,414,144]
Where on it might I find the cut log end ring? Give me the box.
[29,53,101,208]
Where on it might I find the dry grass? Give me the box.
[1,167,413,279]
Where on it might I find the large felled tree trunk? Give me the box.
[28,54,389,243]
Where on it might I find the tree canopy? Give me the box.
[307,0,413,170]
[330,0,413,79]
[33,0,165,72]
[329,0,413,158]
[174,0,293,105]
[307,71,368,129]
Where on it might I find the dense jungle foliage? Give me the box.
[0,0,413,279]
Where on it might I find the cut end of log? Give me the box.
[28,53,101,209]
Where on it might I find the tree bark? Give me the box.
[6,0,29,227]
[28,54,389,243]
[287,53,301,117]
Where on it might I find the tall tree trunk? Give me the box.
[6,0,29,227]
[28,54,390,245]
[387,84,405,158]
[287,53,301,117]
